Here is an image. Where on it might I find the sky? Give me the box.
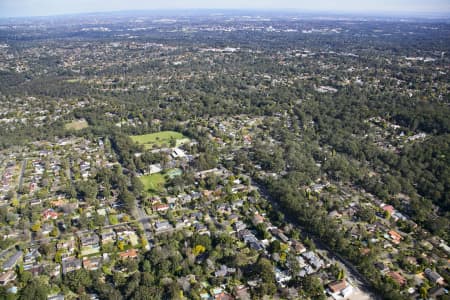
[1,0,450,18]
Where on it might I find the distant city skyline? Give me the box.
[1,0,450,18]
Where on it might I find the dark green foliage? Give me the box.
[19,278,49,300]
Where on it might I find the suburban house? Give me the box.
[83,257,102,271]
[327,280,353,299]
[291,241,307,254]
[57,239,76,254]
[119,249,138,259]
[41,223,54,235]
[101,229,116,244]
[0,270,16,286]
[153,203,169,212]
[269,228,290,243]
[424,268,445,285]
[388,230,402,244]
[381,204,395,215]
[115,226,135,239]
[154,221,173,232]
[42,209,58,220]
[428,286,448,299]
[233,221,247,232]
[302,251,325,270]
[214,265,236,277]
[62,257,82,274]
[2,251,23,271]
[23,248,41,265]
[234,286,250,300]
[171,148,186,158]
[388,271,406,286]
[79,233,100,251]
[252,213,264,226]
[23,264,44,276]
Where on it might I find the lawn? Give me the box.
[166,168,183,179]
[65,119,88,131]
[130,131,187,149]
[140,173,166,195]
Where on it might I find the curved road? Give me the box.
[253,180,379,299]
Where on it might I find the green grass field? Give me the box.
[130,131,187,149]
[140,173,166,195]
[66,78,81,83]
[65,119,89,131]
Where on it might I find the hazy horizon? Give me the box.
[1,0,450,18]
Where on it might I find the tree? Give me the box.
[18,270,32,285]
[20,278,49,300]
[64,269,92,293]
[301,275,325,298]
[124,272,140,297]
[120,189,136,214]
[356,206,376,224]
[131,176,144,198]
[193,245,206,256]
[76,180,98,201]
[253,257,276,296]
[54,251,63,263]
[117,240,125,251]
[109,214,119,225]
[268,240,281,254]
[255,223,270,240]
[31,222,41,232]
[113,271,126,288]
[338,269,345,280]
[419,286,428,299]
[192,234,212,252]
[93,213,106,227]
[133,286,162,300]
[96,283,123,300]
[142,260,151,273]
[169,137,177,148]
[49,226,58,237]
[11,198,19,208]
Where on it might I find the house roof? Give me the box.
[2,251,23,270]
[57,239,76,249]
[215,293,234,300]
[62,258,82,273]
[388,230,402,241]
[428,286,447,298]
[388,271,406,286]
[79,234,99,246]
[328,280,347,293]
[382,205,395,214]
[0,270,16,283]
[119,249,138,259]
[42,209,58,219]
[83,257,101,269]
[153,203,169,210]
[292,241,306,253]
[234,286,250,300]
[424,268,443,282]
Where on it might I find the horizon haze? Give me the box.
[1,0,450,18]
